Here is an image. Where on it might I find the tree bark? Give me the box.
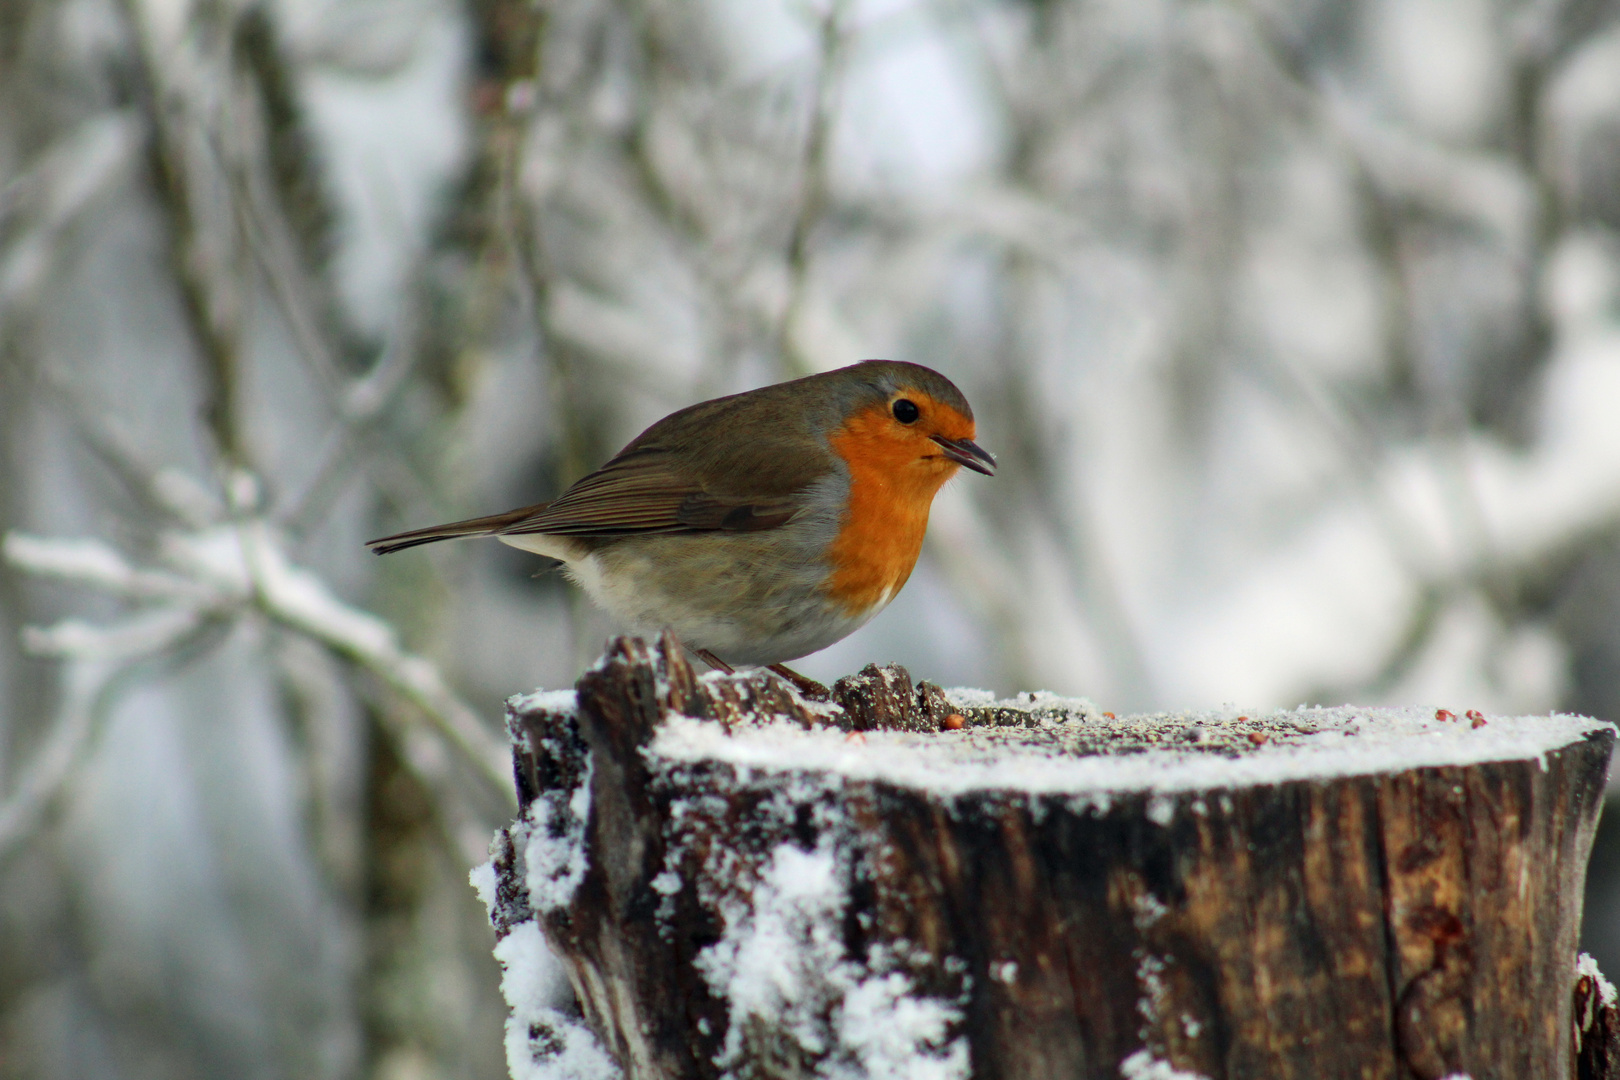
[486,633,1616,1080]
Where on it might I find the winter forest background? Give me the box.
[5,0,1620,1076]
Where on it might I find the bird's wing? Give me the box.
[500,438,826,538]
[368,388,841,554]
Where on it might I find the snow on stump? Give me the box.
[481,632,1616,1080]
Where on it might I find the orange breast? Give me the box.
[823,406,960,615]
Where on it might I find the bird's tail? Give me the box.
[366,503,548,555]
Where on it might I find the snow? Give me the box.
[693,839,968,1079]
[155,522,397,660]
[7,521,512,795]
[493,922,618,1080]
[514,758,592,914]
[1580,951,1619,1008]
[510,690,581,716]
[3,531,211,602]
[491,641,1609,1080]
[649,702,1608,800]
[1118,1049,1210,1080]
[834,971,968,1080]
[1577,951,1618,1048]
[479,759,610,1079]
[470,860,498,915]
[495,922,559,1025]
[1135,954,1168,1028]
[696,842,848,1060]
[21,606,203,661]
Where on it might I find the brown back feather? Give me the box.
[369,360,970,551]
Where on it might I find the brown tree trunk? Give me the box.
[485,633,1616,1080]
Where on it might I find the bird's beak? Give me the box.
[930,435,996,476]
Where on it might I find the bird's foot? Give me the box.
[768,663,831,702]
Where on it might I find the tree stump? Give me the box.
[479,633,1616,1080]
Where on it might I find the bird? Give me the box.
[366,360,994,696]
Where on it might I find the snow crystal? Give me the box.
[1118,1049,1210,1080]
[470,859,498,917]
[696,843,846,1057]
[649,706,1608,800]
[521,757,593,912]
[511,689,580,716]
[1578,951,1618,1047]
[496,921,563,1020]
[694,839,968,1079]
[1580,952,1619,1007]
[1146,796,1175,826]
[1135,953,1168,1026]
[835,972,969,1080]
[494,921,618,1080]
[940,687,999,707]
[1132,892,1168,930]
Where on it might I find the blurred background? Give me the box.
[4,0,1620,1075]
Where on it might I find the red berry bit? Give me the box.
[1435,709,1456,723]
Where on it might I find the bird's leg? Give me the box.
[768,663,831,702]
[695,648,829,701]
[692,647,734,674]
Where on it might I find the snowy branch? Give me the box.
[5,511,514,813]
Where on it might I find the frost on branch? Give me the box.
[1,499,513,863]
[483,633,1617,1080]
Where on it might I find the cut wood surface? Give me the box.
[480,633,1616,1080]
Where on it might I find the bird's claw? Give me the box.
[768,663,831,701]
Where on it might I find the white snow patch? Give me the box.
[649,706,1608,799]
[696,843,846,1058]
[511,689,580,716]
[835,971,969,1080]
[1135,953,1168,1026]
[695,840,967,1079]
[521,757,593,912]
[1146,796,1175,826]
[470,859,498,916]
[22,606,203,660]
[3,531,211,601]
[1581,952,1619,1007]
[940,687,999,708]
[1132,892,1168,931]
[494,921,618,1080]
[1577,951,1618,1044]
[496,921,559,1022]
[1119,1049,1210,1080]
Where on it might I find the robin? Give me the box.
[367,360,994,695]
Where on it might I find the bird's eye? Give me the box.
[892,398,920,424]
